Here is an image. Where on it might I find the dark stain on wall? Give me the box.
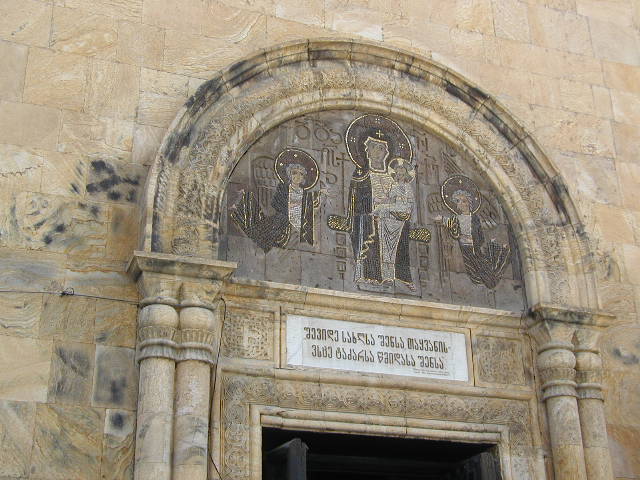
[86,160,141,203]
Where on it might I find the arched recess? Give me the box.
[140,38,598,311]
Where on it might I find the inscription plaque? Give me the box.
[286,315,468,381]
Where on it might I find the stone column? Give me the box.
[172,280,224,480]
[128,257,181,480]
[574,327,614,480]
[128,251,236,480]
[528,307,587,480]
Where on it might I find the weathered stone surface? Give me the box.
[0,400,35,477]
[86,60,139,120]
[492,0,530,42]
[30,404,103,479]
[137,69,189,128]
[65,0,143,21]
[51,6,118,58]
[528,4,592,55]
[608,424,640,477]
[94,299,137,348]
[131,123,166,165]
[0,336,51,402]
[589,19,640,65]
[618,162,640,212]
[24,47,90,111]
[0,40,27,102]
[92,345,138,409]
[0,0,51,46]
[474,335,526,385]
[59,110,133,158]
[116,20,164,69]
[101,409,135,480]
[40,295,96,343]
[0,292,42,338]
[47,341,96,405]
[0,101,61,150]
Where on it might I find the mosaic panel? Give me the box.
[219,111,525,309]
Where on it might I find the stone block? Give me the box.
[94,299,137,348]
[589,18,640,65]
[0,144,43,195]
[116,20,164,69]
[530,106,614,157]
[324,0,386,40]
[473,335,526,385]
[603,61,640,95]
[558,79,595,115]
[618,162,640,211]
[454,0,494,35]
[0,292,42,338]
[142,0,209,33]
[65,0,143,21]
[30,403,103,479]
[0,0,51,47]
[85,158,145,204]
[593,204,635,244]
[0,250,65,292]
[608,424,640,477]
[106,204,139,262]
[577,0,634,27]
[612,121,640,163]
[137,68,189,128]
[274,0,324,27]
[101,409,135,480]
[0,40,27,102]
[528,4,592,55]
[47,341,95,405]
[59,111,133,158]
[131,123,166,165]
[592,85,613,118]
[622,244,640,285]
[64,262,138,302]
[0,101,61,150]
[92,345,138,409]
[266,14,333,46]
[51,6,118,59]
[86,60,139,120]
[40,295,96,342]
[383,17,453,59]
[40,151,85,197]
[611,89,640,126]
[0,400,36,477]
[492,0,530,42]
[0,336,51,402]
[163,17,267,78]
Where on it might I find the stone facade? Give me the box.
[0,2,638,479]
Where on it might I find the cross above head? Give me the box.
[375,129,384,138]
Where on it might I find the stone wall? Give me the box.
[0,0,638,479]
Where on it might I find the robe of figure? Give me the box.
[347,167,412,285]
[445,213,510,289]
[232,182,317,253]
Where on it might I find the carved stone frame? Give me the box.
[132,39,616,480]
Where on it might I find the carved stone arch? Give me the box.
[140,38,597,310]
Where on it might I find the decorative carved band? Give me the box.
[178,328,218,364]
[137,325,179,362]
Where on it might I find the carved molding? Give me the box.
[141,38,602,310]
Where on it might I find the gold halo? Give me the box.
[274,148,319,190]
[345,114,412,170]
[441,175,481,214]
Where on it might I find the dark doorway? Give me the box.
[263,428,502,480]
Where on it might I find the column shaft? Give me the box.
[173,305,220,480]
[135,303,179,480]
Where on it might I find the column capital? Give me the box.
[127,251,237,304]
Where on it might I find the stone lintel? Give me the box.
[127,251,237,283]
[528,303,615,328]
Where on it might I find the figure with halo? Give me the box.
[328,114,430,290]
[231,148,320,253]
[438,175,510,289]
